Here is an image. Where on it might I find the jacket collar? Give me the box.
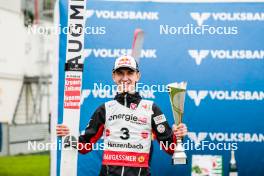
[114,92,142,107]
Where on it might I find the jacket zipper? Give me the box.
[124,94,127,107]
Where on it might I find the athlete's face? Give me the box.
[112,68,140,93]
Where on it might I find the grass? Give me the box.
[0,154,50,176]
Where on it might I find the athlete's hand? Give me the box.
[173,123,188,138]
[56,124,70,137]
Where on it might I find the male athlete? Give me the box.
[57,55,188,176]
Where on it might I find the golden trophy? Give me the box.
[168,82,187,165]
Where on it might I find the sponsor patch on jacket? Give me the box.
[157,124,165,133]
[130,103,137,110]
[153,114,166,125]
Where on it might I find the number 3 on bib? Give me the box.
[120,127,130,140]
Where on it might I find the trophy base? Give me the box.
[172,150,187,165]
[172,139,187,165]
[172,157,187,165]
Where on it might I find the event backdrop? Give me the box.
[56,0,264,175]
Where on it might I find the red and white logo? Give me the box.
[118,57,131,66]
[103,151,149,167]
[138,117,147,124]
[105,129,110,137]
[64,77,81,109]
[141,131,149,139]
[157,124,165,133]
[153,114,166,125]
[130,103,137,110]
[137,155,145,163]
[142,104,148,110]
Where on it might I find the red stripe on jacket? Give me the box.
[78,124,104,154]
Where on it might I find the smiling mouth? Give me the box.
[121,82,131,86]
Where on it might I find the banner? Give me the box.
[56,1,264,175]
